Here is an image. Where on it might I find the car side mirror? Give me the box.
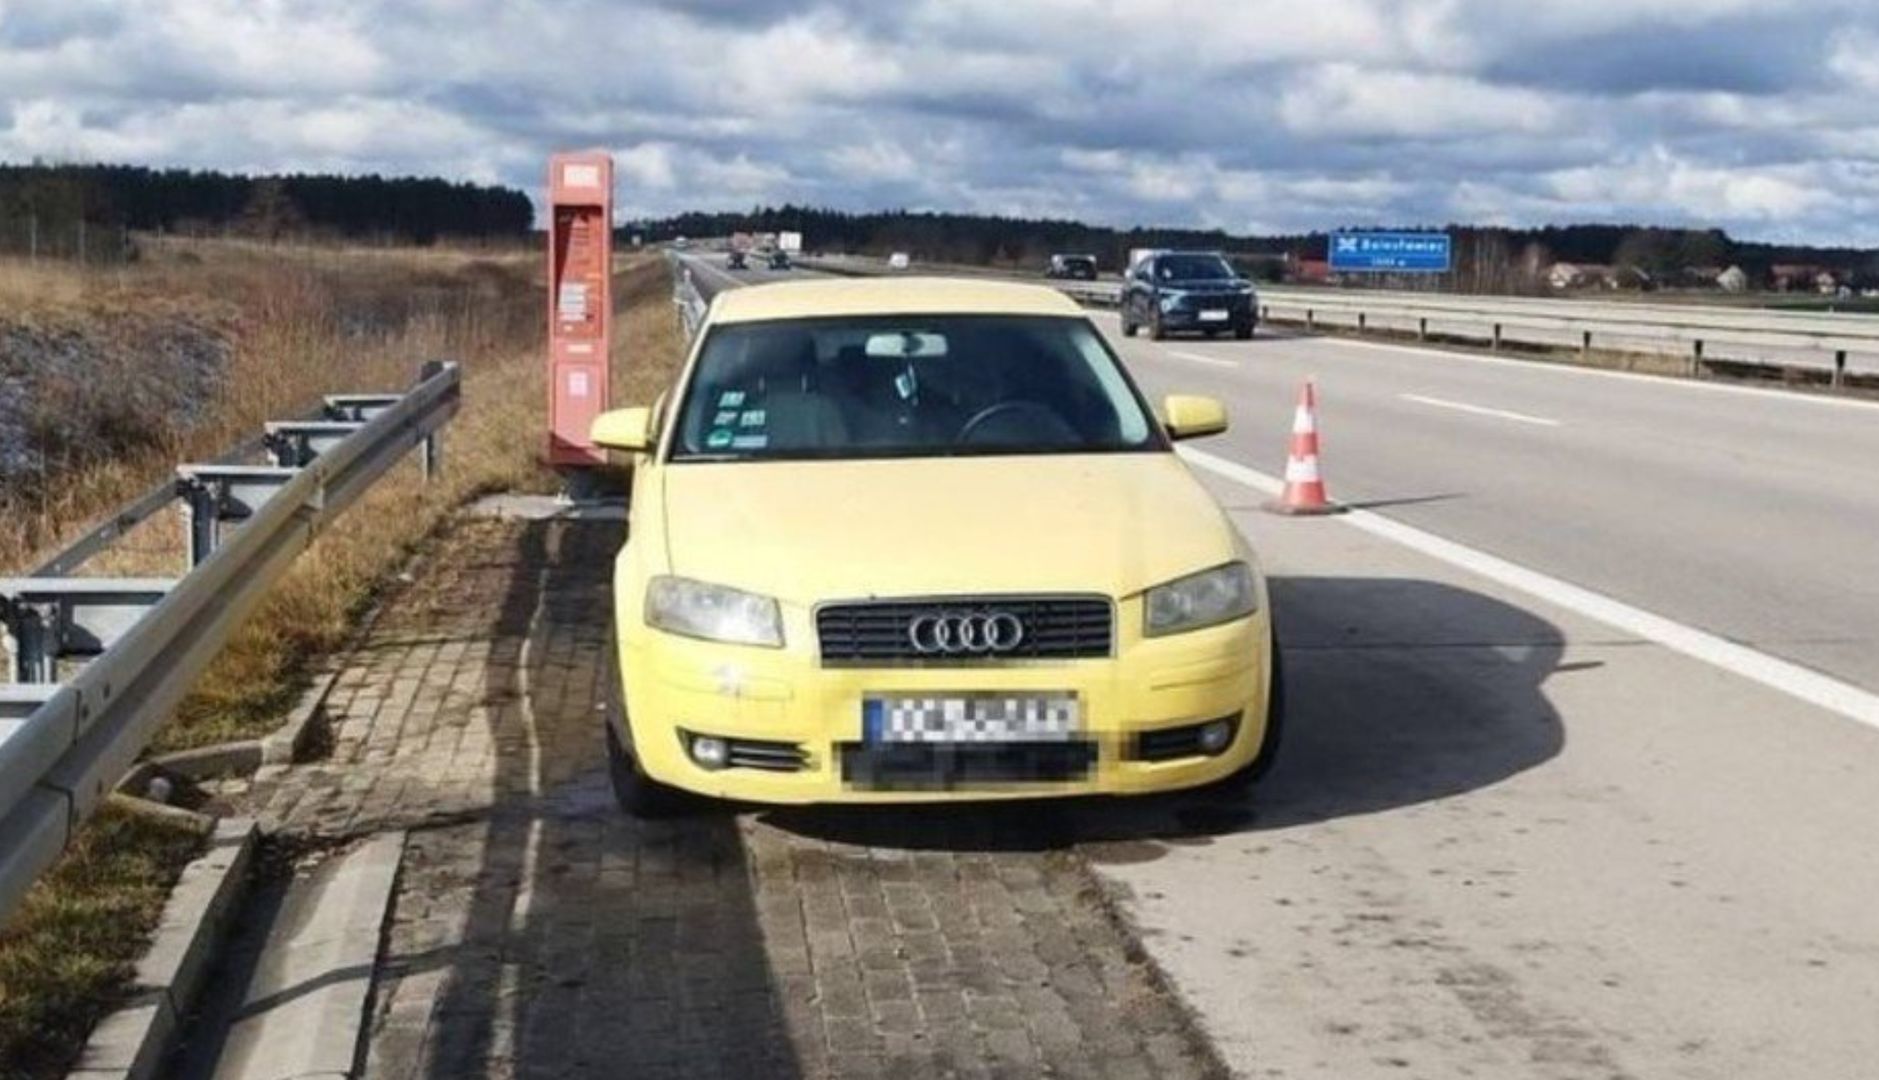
[591,407,655,453]
[1162,395,1228,441]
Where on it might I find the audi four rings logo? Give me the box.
[907,611,1026,654]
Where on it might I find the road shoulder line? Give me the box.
[1178,444,1879,731]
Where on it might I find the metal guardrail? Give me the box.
[674,265,708,340]
[800,254,1879,382]
[0,361,460,921]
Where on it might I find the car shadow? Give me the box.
[763,575,1567,858]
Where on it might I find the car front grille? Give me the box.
[839,740,1098,790]
[725,737,809,772]
[816,596,1113,666]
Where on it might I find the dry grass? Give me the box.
[0,241,690,1080]
[0,803,205,1080]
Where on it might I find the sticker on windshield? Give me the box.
[713,409,737,426]
[739,409,766,427]
[706,428,734,450]
[731,434,769,450]
[718,390,747,408]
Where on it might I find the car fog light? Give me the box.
[1198,720,1233,755]
[689,735,729,770]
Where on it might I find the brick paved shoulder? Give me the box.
[213,516,1227,1080]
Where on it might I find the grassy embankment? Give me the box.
[0,238,687,1079]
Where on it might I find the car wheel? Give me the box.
[1149,311,1168,341]
[1120,310,1138,337]
[1235,321,1255,341]
[603,637,691,819]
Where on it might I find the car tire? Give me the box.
[1235,321,1255,341]
[602,636,691,819]
[1120,311,1138,338]
[1149,312,1168,341]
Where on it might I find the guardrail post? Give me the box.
[1833,350,1847,389]
[1260,303,1269,322]
[1306,308,1315,331]
[1418,317,1428,342]
[1357,312,1367,334]
[419,360,445,481]
[179,479,219,569]
[5,605,54,684]
[1691,339,1704,377]
[1491,323,1502,351]
[1581,330,1592,360]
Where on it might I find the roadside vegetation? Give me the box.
[0,237,687,1078]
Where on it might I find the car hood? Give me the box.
[657,453,1239,606]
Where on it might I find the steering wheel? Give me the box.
[956,400,1070,444]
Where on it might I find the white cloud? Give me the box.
[1278,64,1563,138]
[1,0,1877,243]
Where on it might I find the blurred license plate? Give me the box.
[1198,309,1230,322]
[863,693,1080,743]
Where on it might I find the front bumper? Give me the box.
[616,610,1273,804]
[1159,293,1255,330]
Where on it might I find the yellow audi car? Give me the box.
[590,277,1282,814]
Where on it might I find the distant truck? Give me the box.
[778,231,803,253]
[1046,254,1098,281]
[888,252,911,271]
[729,231,754,253]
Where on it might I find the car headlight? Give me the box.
[1144,562,1259,637]
[1158,290,1186,311]
[645,576,784,647]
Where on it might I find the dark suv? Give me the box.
[1119,251,1256,340]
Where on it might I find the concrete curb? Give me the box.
[209,831,406,1080]
[66,818,259,1080]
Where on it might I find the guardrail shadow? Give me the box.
[766,575,1566,855]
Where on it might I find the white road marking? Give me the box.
[1323,336,1879,413]
[1399,393,1561,427]
[1177,444,1879,733]
[1165,349,1237,368]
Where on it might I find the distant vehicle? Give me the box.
[1119,251,1256,341]
[768,250,793,271]
[726,250,749,270]
[1046,254,1098,281]
[888,252,911,270]
[778,231,803,253]
[1127,248,1160,275]
[674,236,689,250]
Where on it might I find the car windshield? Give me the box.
[1157,255,1235,281]
[670,315,1165,461]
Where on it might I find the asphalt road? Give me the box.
[673,253,1879,1078]
[1106,320,1879,693]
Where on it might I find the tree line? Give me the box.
[0,163,533,260]
[628,205,1879,291]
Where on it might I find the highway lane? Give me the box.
[1107,319,1879,694]
[676,248,821,298]
[663,260,1879,1077]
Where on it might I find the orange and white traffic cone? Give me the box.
[1265,379,1345,515]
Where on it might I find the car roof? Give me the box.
[709,276,1085,324]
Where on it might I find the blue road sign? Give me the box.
[1329,231,1451,273]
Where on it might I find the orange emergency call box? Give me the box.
[546,152,613,468]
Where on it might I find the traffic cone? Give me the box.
[1265,379,1345,515]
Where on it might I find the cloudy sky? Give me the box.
[3,0,1878,243]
